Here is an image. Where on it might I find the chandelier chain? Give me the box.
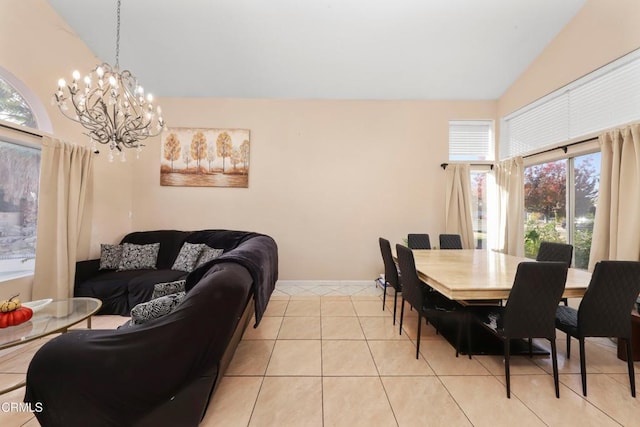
[115,0,121,69]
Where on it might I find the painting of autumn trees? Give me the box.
[160,128,250,187]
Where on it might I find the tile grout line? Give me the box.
[319,298,325,427]
[244,297,288,426]
[357,295,401,426]
[436,376,475,426]
[243,376,265,427]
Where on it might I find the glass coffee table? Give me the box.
[0,297,102,394]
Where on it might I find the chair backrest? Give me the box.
[378,238,400,290]
[536,241,573,266]
[503,262,568,339]
[578,261,640,337]
[439,234,463,250]
[408,233,431,249]
[395,244,424,310]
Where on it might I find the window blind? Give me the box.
[501,48,640,159]
[449,120,494,161]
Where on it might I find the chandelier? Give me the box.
[53,0,164,161]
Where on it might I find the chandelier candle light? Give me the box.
[53,0,164,161]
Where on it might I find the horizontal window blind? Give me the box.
[501,48,640,159]
[449,120,494,161]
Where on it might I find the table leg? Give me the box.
[0,380,26,395]
[617,311,640,361]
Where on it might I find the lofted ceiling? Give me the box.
[47,0,586,100]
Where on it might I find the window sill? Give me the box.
[0,270,34,284]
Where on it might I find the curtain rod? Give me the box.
[522,137,598,159]
[440,163,494,170]
[0,122,43,139]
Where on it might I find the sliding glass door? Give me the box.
[524,152,600,269]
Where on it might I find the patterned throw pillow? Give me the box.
[195,246,224,268]
[152,279,186,300]
[99,244,123,270]
[171,242,206,272]
[117,243,160,271]
[130,291,186,325]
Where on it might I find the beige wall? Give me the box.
[6,0,639,283]
[498,0,640,117]
[1,0,136,252]
[2,0,496,282]
[132,99,496,279]
[1,0,136,293]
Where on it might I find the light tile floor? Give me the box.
[1,283,639,426]
[207,284,640,426]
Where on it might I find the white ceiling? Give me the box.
[48,0,586,100]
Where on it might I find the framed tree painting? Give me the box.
[160,128,250,188]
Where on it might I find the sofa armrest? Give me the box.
[26,262,253,426]
[74,259,101,288]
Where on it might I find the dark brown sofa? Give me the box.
[25,229,278,426]
[74,229,274,318]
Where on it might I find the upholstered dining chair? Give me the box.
[470,262,568,398]
[396,244,468,359]
[379,238,401,324]
[536,241,573,306]
[439,234,463,249]
[408,233,431,249]
[555,261,640,397]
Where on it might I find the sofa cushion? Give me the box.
[127,269,188,311]
[172,243,207,272]
[75,269,151,315]
[121,230,192,269]
[118,243,160,271]
[130,291,186,325]
[195,246,224,268]
[152,279,186,299]
[99,244,123,270]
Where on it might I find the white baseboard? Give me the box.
[276,280,376,287]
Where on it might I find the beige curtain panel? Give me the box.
[444,163,474,249]
[589,123,640,269]
[494,157,524,257]
[33,137,94,300]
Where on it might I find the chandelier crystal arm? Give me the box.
[52,0,165,159]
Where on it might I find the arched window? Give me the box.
[0,65,52,132]
[0,75,37,128]
[0,68,48,281]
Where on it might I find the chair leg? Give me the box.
[416,313,422,359]
[528,337,533,358]
[579,338,587,396]
[625,339,636,397]
[399,298,405,335]
[382,282,387,311]
[392,289,398,326]
[505,339,511,398]
[551,339,560,398]
[566,333,571,359]
[466,313,472,359]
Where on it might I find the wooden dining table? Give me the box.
[405,249,593,355]
[411,249,592,301]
